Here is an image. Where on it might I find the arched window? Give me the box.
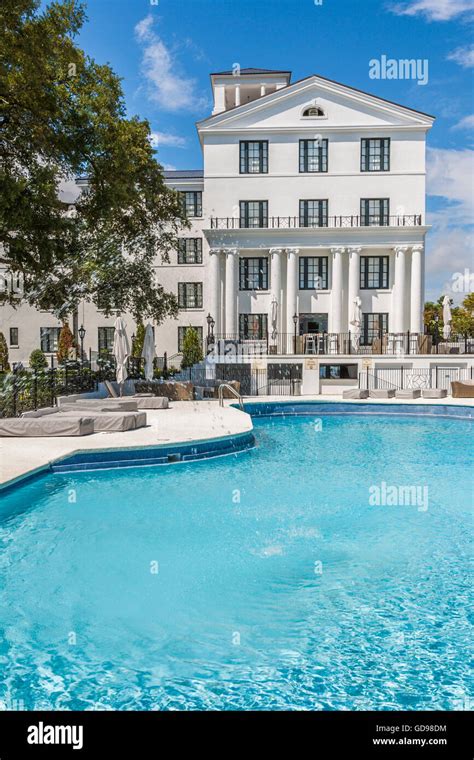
[302,105,325,117]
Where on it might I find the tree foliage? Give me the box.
[132,322,146,358]
[0,332,10,371]
[29,348,48,370]
[57,322,75,363]
[0,0,187,322]
[424,294,474,335]
[181,327,203,369]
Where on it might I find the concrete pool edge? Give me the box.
[239,399,474,420]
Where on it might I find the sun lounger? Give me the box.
[395,389,421,399]
[59,400,139,412]
[422,389,447,399]
[451,380,474,398]
[342,389,369,399]
[0,414,94,437]
[103,380,170,409]
[369,389,396,399]
[57,409,147,433]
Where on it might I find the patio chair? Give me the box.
[451,380,474,398]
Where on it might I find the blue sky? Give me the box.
[75,0,473,301]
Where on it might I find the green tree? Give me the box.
[57,322,75,363]
[29,348,48,370]
[132,323,146,358]
[0,332,10,371]
[0,0,186,323]
[181,327,203,370]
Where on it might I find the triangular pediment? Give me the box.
[198,75,434,134]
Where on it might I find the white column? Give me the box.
[330,247,345,333]
[225,248,238,336]
[235,85,240,107]
[392,246,408,333]
[410,245,423,333]
[209,249,221,335]
[270,248,282,333]
[286,248,299,334]
[347,246,362,331]
[260,84,266,97]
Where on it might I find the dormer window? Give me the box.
[302,106,325,117]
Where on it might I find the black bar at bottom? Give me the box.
[0,710,469,758]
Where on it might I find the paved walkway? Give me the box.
[1,395,472,489]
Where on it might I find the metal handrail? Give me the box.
[218,383,244,411]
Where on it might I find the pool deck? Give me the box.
[1,395,472,489]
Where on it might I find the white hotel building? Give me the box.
[4,67,464,390]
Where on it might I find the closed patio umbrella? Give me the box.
[113,316,130,390]
[442,295,452,340]
[350,296,362,351]
[271,297,278,340]
[142,323,155,381]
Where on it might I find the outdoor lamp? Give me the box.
[78,324,86,341]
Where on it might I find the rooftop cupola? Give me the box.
[210,68,291,114]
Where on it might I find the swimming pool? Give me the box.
[0,409,472,710]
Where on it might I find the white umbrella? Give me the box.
[112,316,130,390]
[141,323,155,381]
[271,297,278,340]
[350,296,362,351]
[442,295,452,340]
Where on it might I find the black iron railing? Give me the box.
[209,215,423,230]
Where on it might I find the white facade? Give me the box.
[0,68,435,366]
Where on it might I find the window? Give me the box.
[181,191,202,218]
[178,282,203,309]
[360,256,389,289]
[178,326,203,352]
[361,138,390,172]
[239,201,268,228]
[299,199,328,227]
[268,363,303,380]
[299,139,328,173]
[98,326,115,353]
[40,327,60,353]
[319,364,358,379]
[302,106,324,117]
[240,141,268,174]
[239,257,268,290]
[178,238,203,264]
[361,313,389,346]
[360,199,390,226]
[9,327,19,346]
[239,314,268,340]
[299,257,328,290]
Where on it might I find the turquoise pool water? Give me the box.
[0,413,472,710]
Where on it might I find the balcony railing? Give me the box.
[209,215,423,230]
[207,332,473,357]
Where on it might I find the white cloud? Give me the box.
[134,15,208,113]
[427,147,474,227]
[161,163,177,171]
[452,114,474,130]
[390,0,474,21]
[149,131,187,148]
[447,45,474,68]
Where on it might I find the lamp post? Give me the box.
[78,324,86,367]
[206,313,215,351]
[293,312,298,355]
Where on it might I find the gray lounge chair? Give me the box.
[395,389,421,399]
[369,389,396,399]
[0,413,94,437]
[103,380,169,409]
[342,389,369,399]
[23,406,147,433]
[422,389,448,399]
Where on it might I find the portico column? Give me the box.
[269,248,282,333]
[347,246,362,331]
[225,248,239,336]
[209,249,222,335]
[286,248,299,335]
[235,85,241,107]
[410,245,423,333]
[393,246,408,333]
[330,247,345,333]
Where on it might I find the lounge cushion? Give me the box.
[132,396,169,409]
[342,389,369,399]
[22,407,60,418]
[57,410,146,433]
[395,389,422,399]
[59,400,139,412]
[369,389,396,399]
[422,389,448,399]
[0,416,94,437]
